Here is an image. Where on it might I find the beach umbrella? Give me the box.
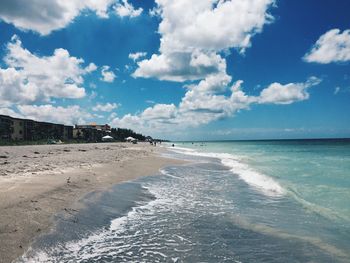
[102,135,113,141]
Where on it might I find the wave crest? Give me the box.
[169,146,285,197]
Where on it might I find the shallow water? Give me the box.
[19,139,350,262]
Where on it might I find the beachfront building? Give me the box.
[75,123,111,132]
[0,115,73,142]
[73,123,111,142]
[11,118,24,140]
[0,115,12,140]
[64,126,73,141]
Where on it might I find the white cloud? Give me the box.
[258,77,321,104]
[111,104,178,133]
[119,0,304,135]
[110,77,321,135]
[108,112,118,120]
[133,51,226,82]
[0,0,143,35]
[303,29,350,64]
[100,66,116,82]
[141,104,177,120]
[185,72,232,93]
[92,102,119,112]
[134,0,274,82]
[128,52,147,61]
[17,104,92,125]
[110,74,249,132]
[177,77,257,126]
[115,0,143,18]
[111,113,144,131]
[157,0,274,53]
[0,35,94,105]
[0,0,116,35]
[85,63,98,73]
[84,0,116,18]
[149,6,161,17]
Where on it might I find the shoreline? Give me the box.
[0,142,182,263]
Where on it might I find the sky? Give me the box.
[0,0,349,140]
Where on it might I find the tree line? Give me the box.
[110,128,146,141]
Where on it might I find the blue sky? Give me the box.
[0,0,349,140]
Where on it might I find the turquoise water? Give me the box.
[172,139,350,223]
[18,139,350,262]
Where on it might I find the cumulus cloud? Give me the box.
[128,0,290,135]
[177,77,257,126]
[108,112,118,120]
[110,76,321,134]
[149,6,161,17]
[16,104,93,125]
[111,104,178,133]
[111,113,144,131]
[115,0,143,18]
[128,52,147,61]
[134,0,274,81]
[303,29,350,64]
[133,51,227,82]
[0,0,144,35]
[258,77,322,104]
[141,104,177,120]
[110,78,251,132]
[92,102,119,112]
[84,0,116,18]
[100,66,116,82]
[85,63,98,73]
[0,0,116,35]
[0,35,94,105]
[157,0,274,53]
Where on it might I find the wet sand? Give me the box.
[0,142,180,263]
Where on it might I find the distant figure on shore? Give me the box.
[172,144,175,147]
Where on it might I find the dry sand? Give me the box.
[0,142,181,263]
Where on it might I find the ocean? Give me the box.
[19,139,350,262]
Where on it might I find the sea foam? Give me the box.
[170,146,285,197]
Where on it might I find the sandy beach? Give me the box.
[0,142,181,263]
